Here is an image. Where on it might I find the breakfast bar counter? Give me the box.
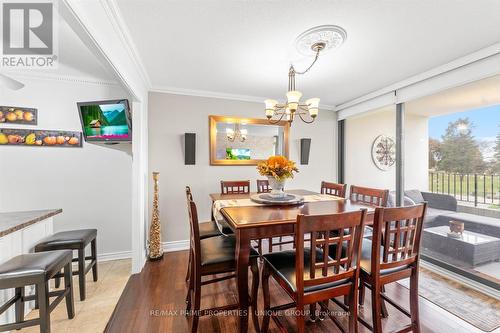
[0,209,62,237]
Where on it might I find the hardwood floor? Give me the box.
[105,250,498,333]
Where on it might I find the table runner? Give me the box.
[213,194,343,234]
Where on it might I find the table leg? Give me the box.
[236,229,251,333]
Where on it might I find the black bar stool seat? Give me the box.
[0,250,75,333]
[35,229,97,301]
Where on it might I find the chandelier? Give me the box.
[226,123,247,142]
[264,25,347,125]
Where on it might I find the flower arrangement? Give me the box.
[257,155,299,181]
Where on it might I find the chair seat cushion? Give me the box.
[263,249,349,293]
[35,229,97,251]
[199,221,222,239]
[200,235,257,267]
[360,239,409,275]
[0,250,73,283]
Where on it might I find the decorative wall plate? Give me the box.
[250,193,304,205]
[371,135,396,171]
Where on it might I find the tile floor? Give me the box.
[21,259,131,333]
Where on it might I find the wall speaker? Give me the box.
[300,138,311,165]
[185,133,196,165]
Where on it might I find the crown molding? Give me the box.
[4,71,119,86]
[101,0,152,89]
[150,85,336,111]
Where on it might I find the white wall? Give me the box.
[0,77,132,257]
[148,92,337,242]
[344,107,429,192]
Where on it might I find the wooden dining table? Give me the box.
[209,189,376,333]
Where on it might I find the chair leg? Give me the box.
[309,302,317,322]
[268,237,273,253]
[78,248,86,301]
[54,272,61,289]
[380,285,389,318]
[64,262,75,319]
[250,258,260,333]
[185,245,192,282]
[409,269,421,333]
[91,238,98,282]
[348,282,359,333]
[189,266,201,333]
[296,304,306,333]
[37,280,50,333]
[34,284,39,310]
[186,251,194,312]
[261,263,271,333]
[371,283,383,333]
[14,287,24,324]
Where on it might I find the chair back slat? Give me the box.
[185,186,201,264]
[221,180,250,194]
[371,204,427,274]
[256,179,271,193]
[350,185,389,206]
[321,181,347,198]
[295,210,367,294]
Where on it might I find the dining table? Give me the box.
[209,189,376,333]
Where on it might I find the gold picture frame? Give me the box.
[209,115,290,166]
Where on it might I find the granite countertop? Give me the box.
[0,209,62,237]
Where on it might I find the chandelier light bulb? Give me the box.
[306,98,320,117]
[286,91,302,111]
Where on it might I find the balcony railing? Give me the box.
[429,171,500,207]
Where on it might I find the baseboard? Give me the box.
[98,250,133,262]
[162,240,189,252]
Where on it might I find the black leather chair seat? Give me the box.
[199,221,222,239]
[359,239,409,275]
[200,235,257,267]
[0,250,72,283]
[35,229,97,251]
[263,248,349,293]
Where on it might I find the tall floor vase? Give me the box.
[148,171,164,260]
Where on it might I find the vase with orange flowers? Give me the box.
[257,156,299,198]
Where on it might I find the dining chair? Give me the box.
[350,185,389,207]
[185,186,260,333]
[321,181,347,198]
[261,209,367,333]
[358,203,427,333]
[220,180,250,194]
[257,179,294,254]
[184,190,222,282]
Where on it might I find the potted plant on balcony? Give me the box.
[257,156,299,198]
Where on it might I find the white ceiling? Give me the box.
[116,0,500,107]
[4,18,115,82]
[406,74,500,117]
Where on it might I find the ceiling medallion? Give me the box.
[264,25,347,125]
[295,25,347,56]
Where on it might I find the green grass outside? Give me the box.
[428,172,500,204]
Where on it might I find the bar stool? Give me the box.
[35,229,97,301]
[0,250,74,333]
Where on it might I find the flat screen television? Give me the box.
[77,99,131,142]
